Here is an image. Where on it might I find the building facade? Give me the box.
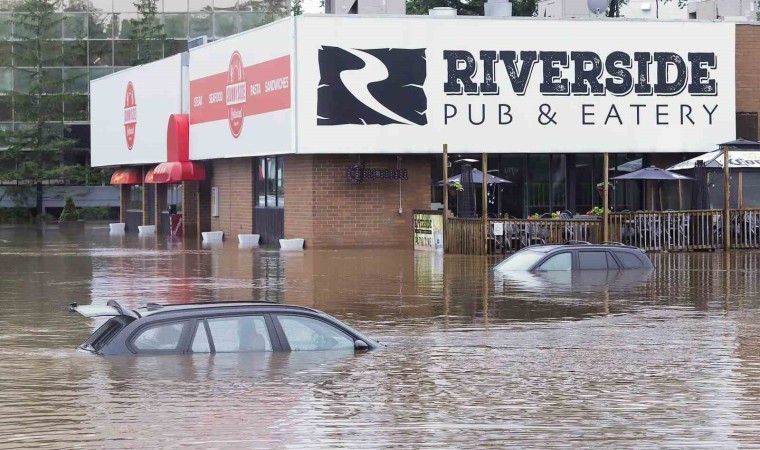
[90,16,760,248]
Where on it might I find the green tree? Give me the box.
[58,193,79,221]
[129,0,165,65]
[292,0,303,15]
[0,0,79,215]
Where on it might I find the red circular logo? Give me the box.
[124,82,137,150]
[226,51,246,138]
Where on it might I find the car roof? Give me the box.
[518,242,642,254]
[134,301,323,318]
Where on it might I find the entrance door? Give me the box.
[254,156,285,245]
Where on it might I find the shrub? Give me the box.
[0,207,32,224]
[78,206,111,221]
[59,195,80,222]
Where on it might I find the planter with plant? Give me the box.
[58,194,85,233]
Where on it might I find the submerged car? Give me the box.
[494,242,653,272]
[70,301,380,355]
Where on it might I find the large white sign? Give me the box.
[295,16,736,154]
[189,19,293,160]
[90,54,184,167]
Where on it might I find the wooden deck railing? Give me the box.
[441,209,760,254]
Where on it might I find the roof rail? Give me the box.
[601,241,626,246]
[145,302,164,311]
[564,240,591,245]
[105,300,140,319]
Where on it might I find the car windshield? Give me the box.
[494,251,546,271]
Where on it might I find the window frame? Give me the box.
[127,319,192,354]
[271,313,357,352]
[186,314,282,353]
[535,251,574,272]
[578,250,611,270]
[255,155,284,208]
[614,250,647,269]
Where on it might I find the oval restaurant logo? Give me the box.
[226,51,247,138]
[123,82,137,150]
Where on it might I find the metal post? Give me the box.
[723,145,730,252]
[482,153,488,255]
[442,144,449,254]
[603,152,609,242]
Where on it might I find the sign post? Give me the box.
[442,143,449,253]
[482,152,488,255]
[603,152,609,242]
[723,145,730,252]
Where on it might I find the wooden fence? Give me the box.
[442,209,760,254]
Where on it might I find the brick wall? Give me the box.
[209,158,254,239]
[736,25,760,137]
[284,154,431,248]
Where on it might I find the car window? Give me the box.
[606,252,620,270]
[132,321,187,351]
[538,253,572,271]
[277,315,354,351]
[494,251,546,271]
[579,251,610,270]
[616,251,644,269]
[207,316,272,352]
[191,321,211,353]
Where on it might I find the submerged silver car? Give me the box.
[71,301,381,355]
[494,243,653,272]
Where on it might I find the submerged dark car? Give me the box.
[494,242,653,272]
[71,301,380,355]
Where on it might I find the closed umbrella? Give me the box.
[611,166,693,211]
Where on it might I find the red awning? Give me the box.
[110,168,142,185]
[144,168,157,183]
[152,161,206,183]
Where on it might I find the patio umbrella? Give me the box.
[436,168,511,185]
[611,166,694,210]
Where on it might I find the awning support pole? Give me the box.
[442,144,449,254]
[482,152,488,256]
[723,145,730,252]
[603,152,609,242]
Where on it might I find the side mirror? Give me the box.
[354,340,369,351]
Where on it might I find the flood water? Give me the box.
[1,226,759,448]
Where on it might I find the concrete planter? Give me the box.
[238,234,260,247]
[138,225,156,236]
[202,231,224,243]
[59,220,85,234]
[279,238,304,250]
[109,223,126,234]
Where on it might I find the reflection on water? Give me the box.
[1,227,759,447]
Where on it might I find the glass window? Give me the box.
[41,13,64,38]
[0,68,11,93]
[606,252,620,270]
[578,251,608,270]
[239,11,266,31]
[13,69,33,94]
[207,315,272,352]
[213,11,238,37]
[113,0,138,13]
[88,40,113,66]
[189,0,213,11]
[89,0,115,13]
[63,41,88,66]
[494,251,545,272]
[87,12,111,38]
[277,315,354,351]
[188,12,211,37]
[0,96,12,121]
[112,12,136,38]
[63,12,87,38]
[89,66,113,80]
[0,42,10,66]
[163,14,188,38]
[164,38,187,56]
[191,321,211,352]
[128,184,143,210]
[616,252,644,269]
[266,157,276,206]
[132,321,187,351]
[276,156,284,207]
[0,13,12,39]
[113,40,137,65]
[256,158,265,207]
[741,172,760,208]
[64,68,88,93]
[214,0,238,10]
[41,68,63,94]
[168,184,183,212]
[41,40,64,66]
[538,252,572,271]
[64,94,88,121]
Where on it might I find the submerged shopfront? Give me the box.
[90,15,759,248]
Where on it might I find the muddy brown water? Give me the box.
[0,226,759,448]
